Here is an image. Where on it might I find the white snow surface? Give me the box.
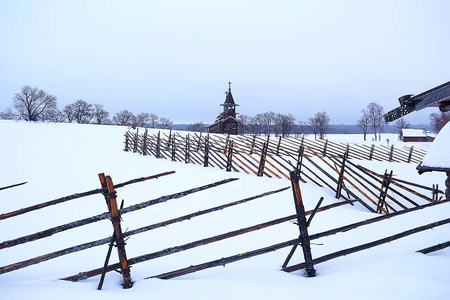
[421,122,450,169]
[0,120,449,300]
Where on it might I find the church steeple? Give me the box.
[221,81,238,116]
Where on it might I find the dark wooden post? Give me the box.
[98,174,132,288]
[226,141,233,172]
[335,152,348,199]
[197,132,202,152]
[295,146,304,178]
[257,142,269,177]
[377,170,393,214]
[185,134,190,164]
[369,144,375,160]
[166,129,172,150]
[124,131,129,152]
[323,139,328,157]
[408,146,414,163]
[389,145,394,162]
[171,135,176,162]
[204,134,210,167]
[250,135,256,155]
[288,171,316,277]
[156,131,161,158]
[276,136,282,156]
[133,129,139,153]
[432,184,439,202]
[142,129,148,156]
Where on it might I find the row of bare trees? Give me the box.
[237,111,330,138]
[1,86,173,129]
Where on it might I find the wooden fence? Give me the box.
[124,129,441,215]
[1,170,448,288]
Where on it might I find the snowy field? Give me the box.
[0,120,449,300]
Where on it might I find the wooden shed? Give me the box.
[401,128,433,142]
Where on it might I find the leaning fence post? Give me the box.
[250,135,256,155]
[257,142,268,177]
[377,170,393,214]
[185,134,190,164]
[285,171,316,277]
[335,152,348,199]
[142,129,148,156]
[276,136,282,156]
[295,146,304,179]
[323,139,328,157]
[156,131,161,158]
[99,174,133,289]
[171,135,176,162]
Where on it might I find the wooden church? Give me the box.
[206,82,239,135]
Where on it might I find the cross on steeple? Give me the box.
[228,81,232,91]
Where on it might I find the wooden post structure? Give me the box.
[276,136,282,156]
[142,129,148,156]
[408,146,414,163]
[124,131,130,152]
[156,131,161,158]
[295,146,304,179]
[185,134,190,164]
[335,152,348,199]
[98,174,132,289]
[171,135,176,162]
[204,134,210,167]
[389,145,394,162]
[323,139,328,157]
[286,171,316,277]
[250,135,256,155]
[369,144,375,160]
[133,129,139,153]
[257,142,269,177]
[226,141,233,172]
[377,170,393,214]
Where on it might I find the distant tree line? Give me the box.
[237,111,331,139]
[0,86,173,129]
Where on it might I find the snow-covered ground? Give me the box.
[0,120,449,300]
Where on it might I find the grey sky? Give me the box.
[1,0,449,125]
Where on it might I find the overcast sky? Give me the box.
[1,0,449,125]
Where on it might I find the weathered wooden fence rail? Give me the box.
[123,129,441,215]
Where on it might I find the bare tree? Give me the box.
[93,104,109,125]
[11,86,57,121]
[367,102,384,141]
[149,113,159,128]
[357,109,370,141]
[135,112,151,127]
[261,111,276,135]
[63,100,94,124]
[430,112,450,133]
[186,122,206,132]
[395,118,410,137]
[295,121,307,138]
[44,109,65,123]
[279,114,296,137]
[113,110,135,126]
[249,114,264,135]
[309,111,330,139]
[0,108,14,120]
[237,114,249,134]
[159,117,173,129]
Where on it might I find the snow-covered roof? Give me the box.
[417,123,450,173]
[402,128,427,138]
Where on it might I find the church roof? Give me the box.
[220,82,239,106]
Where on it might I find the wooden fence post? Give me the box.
[408,146,414,163]
[133,129,139,153]
[156,131,161,158]
[171,135,176,162]
[335,152,348,199]
[204,134,210,167]
[124,131,130,152]
[369,144,375,160]
[276,136,282,156]
[257,142,269,177]
[185,134,190,164]
[323,139,328,157]
[389,145,394,162]
[285,171,316,277]
[142,129,148,156]
[250,135,256,155]
[226,141,233,172]
[295,146,304,179]
[377,170,393,214]
[98,174,133,289]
